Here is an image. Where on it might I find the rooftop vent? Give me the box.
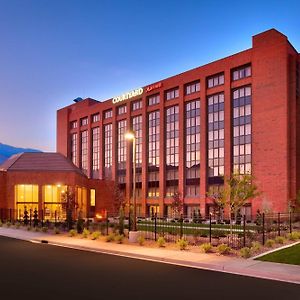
[73,97,83,103]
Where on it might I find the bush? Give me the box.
[0,221,2,227]
[265,239,275,248]
[69,229,77,237]
[91,231,101,240]
[216,244,231,255]
[137,235,145,246]
[27,226,32,231]
[240,247,252,258]
[6,222,11,228]
[115,234,124,244]
[42,227,48,233]
[157,236,166,248]
[199,243,213,253]
[275,236,285,244]
[54,227,60,234]
[286,232,300,241]
[177,238,188,250]
[82,228,90,238]
[105,233,115,242]
[251,241,261,252]
[15,223,21,229]
[35,227,40,232]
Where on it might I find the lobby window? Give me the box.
[104,124,112,179]
[104,109,113,119]
[70,120,77,129]
[118,105,127,115]
[91,127,100,179]
[80,117,88,126]
[165,87,179,101]
[232,64,251,81]
[81,130,88,174]
[92,113,100,123]
[90,189,96,207]
[185,99,200,197]
[132,99,142,111]
[132,115,143,197]
[207,73,224,88]
[148,94,160,106]
[165,105,179,197]
[185,81,200,95]
[148,110,160,197]
[233,86,252,174]
[71,133,78,166]
[207,93,225,180]
[117,120,127,186]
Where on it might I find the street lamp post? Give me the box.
[125,131,137,232]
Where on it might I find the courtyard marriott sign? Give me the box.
[112,88,143,104]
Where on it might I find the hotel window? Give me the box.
[132,99,142,111]
[71,133,78,166]
[165,87,179,101]
[117,120,127,186]
[92,113,100,123]
[104,109,113,119]
[104,124,112,179]
[207,73,224,88]
[148,94,160,106]
[90,189,96,207]
[165,105,179,197]
[207,93,225,181]
[91,127,100,179]
[148,110,160,197]
[132,115,143,198]
[80,117,88,126]
[118,105,127,115]
[81,130,88,175]
[185,81,200,95]
[233,86,252,174]
[232,65,251,81]
[70,120,77,129]
[185,100,200,196]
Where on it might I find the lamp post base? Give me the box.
[128,231,140,243]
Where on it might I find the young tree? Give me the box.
[33,208,39,227]
[171,192,183,218]
[23,207,29,226]
[61,186,77,230]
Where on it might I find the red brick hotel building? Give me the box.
[57,29,300,218]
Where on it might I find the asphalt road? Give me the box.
[0,236,299,300]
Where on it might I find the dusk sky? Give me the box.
[0,0,299,151]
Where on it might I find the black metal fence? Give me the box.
[1,208,299,249]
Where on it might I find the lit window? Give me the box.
[90,189,96,206]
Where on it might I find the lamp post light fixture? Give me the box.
[125,130,137,232]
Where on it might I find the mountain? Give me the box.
[0,143,41,165]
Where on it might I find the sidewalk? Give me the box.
[0,227,299,285]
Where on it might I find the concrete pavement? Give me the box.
[0,226,299,285]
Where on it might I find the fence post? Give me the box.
[289,211,292,233]
[277,212,280,236]
[154,213,157,241]
[180,214,183,239]
[243,214,246,247]
[9,208,12,223]
[262,213,265,245]
[209,213,212,244]
[106,217,109,236]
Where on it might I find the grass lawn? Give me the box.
[256,243,300,265]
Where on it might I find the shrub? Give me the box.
[157,236,166,248]
[275,236,285,244]
[27,226,32,231]
[265,239,275,248]
[0,221,2,227]
[239,247,252,258]
[82,228,90,238]
[69,229,77,237]
[216,244,231,255]
[200,243,213,253]
[35,227,40,232]
[286,232,300,241]
[42,227,48,233]
[15,223,21,229]
[91,231,101,240]
[177,238,188,250]
[54,227,60,234]
[137,235,145,246]
[251,241,261,252]
[115,234,124,244]
[105,233,115,242]
[6,222,11,228]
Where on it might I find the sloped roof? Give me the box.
[0,152,86,176]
